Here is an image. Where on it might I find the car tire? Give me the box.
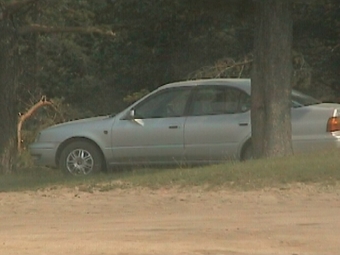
[241,143,254,161]
[59,141,103,176]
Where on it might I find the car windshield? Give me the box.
[292,90,321,108]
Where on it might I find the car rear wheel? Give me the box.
[59,141,103,176]
[241,143,254,161]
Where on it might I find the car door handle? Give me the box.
[239,122,249,126]
[169,125,179,129]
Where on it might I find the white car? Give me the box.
[29,79,340,176]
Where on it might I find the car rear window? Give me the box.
[292,90,321,107]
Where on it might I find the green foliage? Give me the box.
[123,89,150,104]
[293,1,340,99]
[11,0,340,118]
[14,150,35,171]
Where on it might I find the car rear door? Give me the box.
[183,85,251,162]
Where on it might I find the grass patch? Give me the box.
[0,167,112,192]
[1,150,340,192]
[112,150,340,190]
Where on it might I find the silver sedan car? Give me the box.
[29,79,340,176]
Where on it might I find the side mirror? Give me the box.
[121,108,135,120]
[129,109,135,119]
[123,108,144,126]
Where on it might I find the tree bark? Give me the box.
[0,21,20,173]
[251,0,293,158]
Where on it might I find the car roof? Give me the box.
[159,78,251,93]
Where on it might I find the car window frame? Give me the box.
[128,86,193,119]
[187,85,251,116]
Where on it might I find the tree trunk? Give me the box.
[251,0,293,158]
[0,21,20,173]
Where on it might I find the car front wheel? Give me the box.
[59,141,103,176]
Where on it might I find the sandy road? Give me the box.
[0,185,340,255]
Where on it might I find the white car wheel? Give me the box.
[242,143,254,161]
[60,141,102,176]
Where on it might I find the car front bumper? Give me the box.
[29,142,60,168]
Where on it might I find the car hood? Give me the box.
[36,115,117,143]
[46,115,113,131]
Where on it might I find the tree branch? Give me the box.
[332,43,340,52]
[17,95,55,152]
[215,59,253,78]
[18,24,116,37]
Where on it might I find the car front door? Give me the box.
[184,85,251,162]
[110,87,192,164]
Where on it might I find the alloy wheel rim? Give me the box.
[66,149,94,175]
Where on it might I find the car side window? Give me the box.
[134,87,191,119]
[189,86,250,116]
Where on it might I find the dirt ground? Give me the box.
[1,184,340,255]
